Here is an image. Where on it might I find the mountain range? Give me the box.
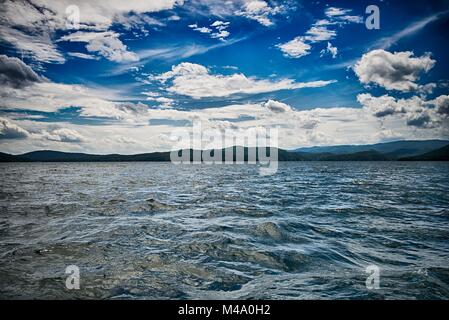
[1,140,448,162]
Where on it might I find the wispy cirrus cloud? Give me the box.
[373,9,449,50]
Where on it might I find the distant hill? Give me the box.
[2,147,303,162]
[304,150,389,161]
[400,145,449,161]
[1,140,448,162]
[18,150,172,162]
[293,140,449,159]
[0,152,25,162]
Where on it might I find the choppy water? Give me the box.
[1,162,449,299]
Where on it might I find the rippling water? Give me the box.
[1,162,449,299]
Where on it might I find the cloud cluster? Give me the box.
[3,95,447,154]
[357,93,449,128]
[354,50,436,92]
[0,0,183,63]
[277,7,361,59]
[188,20,230,41]
[150,62,336,98]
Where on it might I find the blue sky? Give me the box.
[0,0,448,154]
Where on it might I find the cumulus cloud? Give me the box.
[432,95,449,115]
[44,128,84,142]
[0,54,43,88]
[277,37,311,58]
[0,117,30,139]
[357,93,405,118]
[150,62,336,98]
[354,50,436,92]
[58,31,139,62]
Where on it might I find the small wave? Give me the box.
[255,222,285,241]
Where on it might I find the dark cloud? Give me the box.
[0,54,42,88]
[0,117,30,139]
[406,112,433,128]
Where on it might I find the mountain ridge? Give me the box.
[1,140,449,162]
[292,139,449,159]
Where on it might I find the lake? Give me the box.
[0,162,448,299]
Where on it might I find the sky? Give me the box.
[0,0,448,154]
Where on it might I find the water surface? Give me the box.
[1,162,449,299]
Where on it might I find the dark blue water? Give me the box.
[1,162,449,299]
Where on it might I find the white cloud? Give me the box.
[324,7,363,24]
[235,0,281,26]
[146,96,175,108]
[354,50,436,92]
[189,20,231,41]
[59,31,138,62]
[188,24,212,33]
[303,26,336,42]
[67,52,100,60]
[278,6,360,59]
[277,37,311,58]
[44,128,84,143]
[320,42,338,58]
[262,100,293,113]
[150,62,336,98]
[325,7,351,17]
